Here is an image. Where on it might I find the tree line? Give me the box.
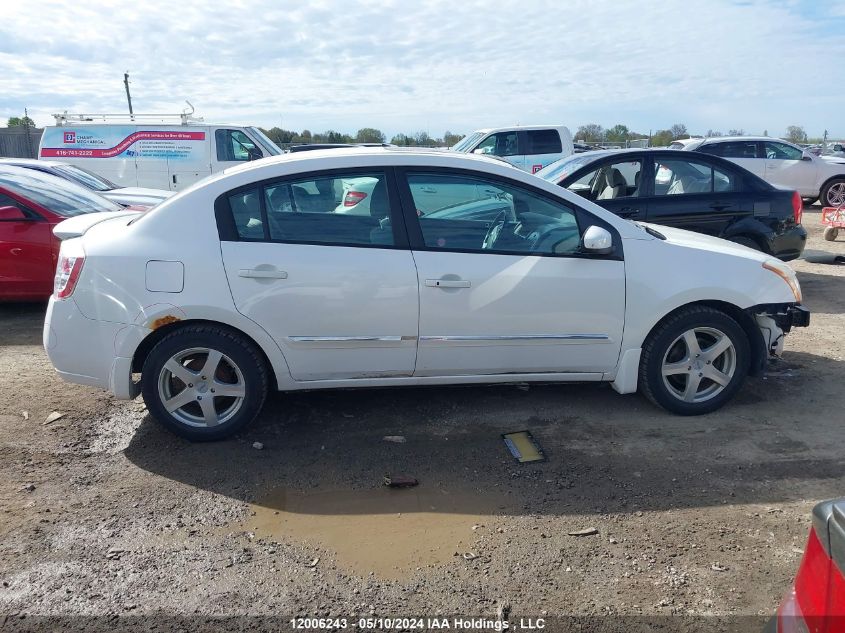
[576,123,821,146]
[260,126,464,148]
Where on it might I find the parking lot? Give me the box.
[0,207,843,624]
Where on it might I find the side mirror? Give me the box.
[0,205,26,220]
[581,225,613,255]
[801,153,813,161]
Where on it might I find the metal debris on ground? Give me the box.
[21,411,29,420]
[567,527,599,537]
[43,411,65,425]
[461,552,478,560]
[502,430,546,463]
[306,557,319,568]
[383,475,418,488]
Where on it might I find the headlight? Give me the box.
[763,260,802,302]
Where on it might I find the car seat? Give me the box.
[598,168,627,199]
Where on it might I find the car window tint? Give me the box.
[653,159,735,195]
[407,173,581,256]
[566,159,643,201]
[0,193,38,219]
[764,141,803,161]
[236,172,395,246]
[700,141,758,159]
[526,129,562,154]
[475,132,519,157]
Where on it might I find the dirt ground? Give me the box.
[1,207,843,631]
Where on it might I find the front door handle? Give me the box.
[238,268,288,279]
[618,207,640,218]
[425,278,471,288]
[710,202,731,211]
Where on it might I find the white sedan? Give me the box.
[43,148,810,440]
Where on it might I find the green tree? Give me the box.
[414,131,434,147]
[605,124,629,143]
[390,133,412,146]
[650,129,674,147]
[443,131,463,146]
[576,123,604,143]
[355,128,386,143]
[7,116,35,128]
[785,125,808,143]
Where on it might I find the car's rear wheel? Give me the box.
[639,306,750,415]
[821,178,845,207]
[141,325,268,441]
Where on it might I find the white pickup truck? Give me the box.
[450,125,574,174]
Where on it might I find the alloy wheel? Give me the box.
[661,327,737,403]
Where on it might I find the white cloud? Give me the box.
[1,0,843,138]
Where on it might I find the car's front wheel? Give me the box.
[141,325,268,441]
[639,306,750,415]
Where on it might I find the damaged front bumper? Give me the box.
[752,303,811,359]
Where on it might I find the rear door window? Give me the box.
[653,159,736,195]
[699,141,760,159]
[764,141,803,161]
[224,172,397,246]
[525,129,562,155]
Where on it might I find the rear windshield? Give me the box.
[0,168,122,217]
[52,164,118,191]
[451,131,485,153]
[535,154,598,183]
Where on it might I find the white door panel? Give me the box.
[221,242,419,381]
[765,160,817,195]
[726,157,766,178]
[412,251,625,376]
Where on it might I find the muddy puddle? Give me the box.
[238,485,508,579]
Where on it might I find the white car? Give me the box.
[677,136,845,206]
[43,148,810,441]
[450,125,574,174]
[0,158,174,208]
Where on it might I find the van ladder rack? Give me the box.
[53,101,203,126]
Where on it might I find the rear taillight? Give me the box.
[779,524,845,633]
[343,191,368,207]
[792,191,803,224]
[54,252,85,299]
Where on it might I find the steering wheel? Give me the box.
[482,210,508,250]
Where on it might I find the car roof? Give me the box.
[0,158,70,168]
[471,125,567,134]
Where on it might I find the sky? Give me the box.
[2,0,844,140]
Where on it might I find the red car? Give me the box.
[768,498,845,632]
[0,165,137,301]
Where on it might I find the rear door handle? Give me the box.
[425,278,471,288]
[238,269,288,279]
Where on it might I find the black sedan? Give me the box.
[536,149,806,261]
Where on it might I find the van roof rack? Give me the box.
[53,101,203,126]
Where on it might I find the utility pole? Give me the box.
[124,72,134,120]
[24,107,33,158]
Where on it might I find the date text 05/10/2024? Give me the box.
[289,617,547,630]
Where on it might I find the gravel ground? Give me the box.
[0,207,843,631]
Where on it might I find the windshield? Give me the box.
[52,164,118,192]
[248,127,283,156]
[535,154,597,183]
[0,168,122,217]
[450,131,485,153]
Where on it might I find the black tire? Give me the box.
[141,325,268,441]
[821,178,845,207]
[639,306,750,416]
[728,235,763,252]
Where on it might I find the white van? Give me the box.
[450,125,574,173]
[38,110,282,191]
